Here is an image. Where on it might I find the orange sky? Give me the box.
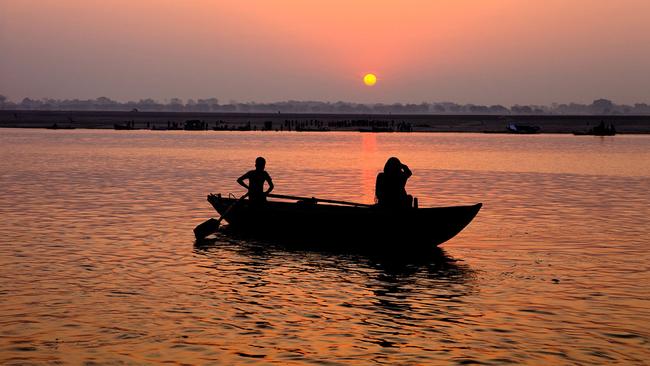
[1,0,649,104]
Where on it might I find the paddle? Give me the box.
[268,193,374,208]
[194,193,249,240]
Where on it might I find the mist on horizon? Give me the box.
[1,0,649,105]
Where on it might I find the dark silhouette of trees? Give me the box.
[0,95,647,115]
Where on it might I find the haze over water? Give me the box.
[1,129,649,364]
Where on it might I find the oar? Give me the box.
[267,193,374,208]
[194,193,249,240]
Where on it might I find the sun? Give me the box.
[363,73,377,86]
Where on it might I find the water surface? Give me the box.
[1,129,649,364]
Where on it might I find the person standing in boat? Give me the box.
[375,157,413,209]
[237,157,274,204]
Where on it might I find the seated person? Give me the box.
[375,157,413,209]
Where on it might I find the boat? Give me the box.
[206,193,481,248]
[113,123,132,130]
[573,121,616,136]
[506,124,540,134]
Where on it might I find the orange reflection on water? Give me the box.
[360,133,379,202]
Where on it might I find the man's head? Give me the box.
[255,157,266,171]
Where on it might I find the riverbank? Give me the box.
[1,110,649,133]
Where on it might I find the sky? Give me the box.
[1,0,649,105]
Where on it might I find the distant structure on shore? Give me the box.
[1,95,649,116]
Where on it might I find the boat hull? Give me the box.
[208,195,481,248]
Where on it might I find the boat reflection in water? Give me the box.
[194,234,477,348]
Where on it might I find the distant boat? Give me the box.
[113,123,132,130]
[506,124,540,134]
[206,193,481,248]
[573,121,616,136]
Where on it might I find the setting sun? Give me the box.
[363,73,377,86]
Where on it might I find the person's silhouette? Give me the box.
[375,157,412,209]
[237,157,274,204]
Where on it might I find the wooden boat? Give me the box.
[207,193,481,248]
[573,122,616,136]
[506,124,540,134]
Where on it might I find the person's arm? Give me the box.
[264,173,274,194]
[402,164,412,178]
[237,172,250,189]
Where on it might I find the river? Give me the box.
[1,129,648,364]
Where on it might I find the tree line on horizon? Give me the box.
[1,95,649,115]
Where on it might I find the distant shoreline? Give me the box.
[1,110,649,134]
